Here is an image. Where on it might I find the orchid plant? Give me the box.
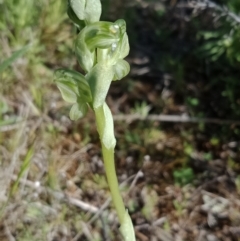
[54,0,135,240]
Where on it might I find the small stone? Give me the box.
[206,234,219,241]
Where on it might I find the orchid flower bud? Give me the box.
[68,0,101,24]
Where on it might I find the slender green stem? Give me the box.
[101,144,125,223]
[94,104,125,224]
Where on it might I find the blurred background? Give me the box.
[0,0,240,240]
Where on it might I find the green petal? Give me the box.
[86,33,119,51]
[107,33,130,65]
[112,59,130,81]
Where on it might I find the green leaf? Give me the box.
[120,210,136,241]
[95,103,116,149]
[69,102,88,120]
[0,45,30,73]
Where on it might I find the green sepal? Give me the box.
[112,59,130,81]
[86,63,114,109]
[69,0,85,21]
[54,70,79,103]
[120,210,136,241]
[118,32,130,60]
[84,0,102,24]
[70,102,88,120]
[75,37,95,73]
[69,0,101,24]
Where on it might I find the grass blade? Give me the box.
[10,146,34,196]
[0,45,30,73]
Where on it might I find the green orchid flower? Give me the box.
[54,69,92,120]
[54,1,135,240]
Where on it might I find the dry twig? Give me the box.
[177,0,240,25]
[113,113,240,125]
